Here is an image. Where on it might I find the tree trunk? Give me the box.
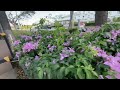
[69,11,74,29]
[95,11,108,26]
[0,11,15,49]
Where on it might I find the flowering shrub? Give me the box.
[13,23,120,79]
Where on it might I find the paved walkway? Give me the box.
[0,62,17,79]
[0,69,17,79]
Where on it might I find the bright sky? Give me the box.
[19,11,70,25]
[6,11,120,25]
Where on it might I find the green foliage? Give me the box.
[13,23,120,79]
[54,21,63,29]
[39,18,46,28]
[113,17,120,22]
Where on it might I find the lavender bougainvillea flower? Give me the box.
[52,60,56,64]
[47,44,51,48]
[35,55,40,60]
[105,75,112,79]
[22,42,38,53]
[49,46,56,52]
[63,41,70,46]
[60,53,69,60]
[46,35,52,38]
[116,52,120,57]
[94,47,108,58]
[60,47,75,60]
[115,73,120,79]
[13,40,21,46]
[15,51,21,58]
[98,75,104,79]
[21,35,32,41]
[68,47,75,53]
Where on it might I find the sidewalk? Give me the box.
[0,69,17,79]
[0,62,17,79]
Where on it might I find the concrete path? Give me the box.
[0,69,17,79]
[0,62,17,79]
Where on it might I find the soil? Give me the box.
[11,62,28,79]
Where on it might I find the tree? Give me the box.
[54,21,62,29]
[39,18,46,29]
[95,11,108,26]
[69,11,74,29]
[7,11,35,30]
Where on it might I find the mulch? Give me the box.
[11,62,28,79]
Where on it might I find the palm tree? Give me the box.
[95,11,108,26]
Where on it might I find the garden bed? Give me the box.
[12,24,120,79]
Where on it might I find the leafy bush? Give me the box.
[13,23,120,79]
[113,17,120,22]
[54,21,63,29]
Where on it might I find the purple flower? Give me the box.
[104,57,120,73]
[13,40,21,46]
[34,42,39,49]
[105,75,112,79]
[94,47,108,58]
[115,73,120,79]
[15,51,21,58]
[99,75,104,79]
[49,46,56,52]
[35,55,40,60]
[116,53,120,57]
[52,60,56,64]
[60,47,75,60]
[22,42,38,53]
[46,35,52,38]
[68,47,75,53]
[60,53,69,60]
[21,35,32,41]
[63,41,70,46]
[47,44,51,48]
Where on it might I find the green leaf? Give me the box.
[52,64,60,70]
[38,68,43,79]
[77,68,85,79]
[46,68,52,79]
[65,67,70,76]
[84,69,93,79]
[57,67,66,79]
[91,71,98,77]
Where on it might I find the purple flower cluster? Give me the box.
[47,44,56,52]
[106,30,120,44]
[85,26,101,33]
[21,35,32,41]
[15,51,21,58]
[63,41,70,47]
[60,47,75,60]
[22,42,38,53]
[94,46,120,79]
[79,26,101,37]
[94,47,108,58]
[46,35,52,38]
[35,55,40,60]
[13,40,21,46]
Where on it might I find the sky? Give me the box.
[15,11,70,25]
[6,11,120,25]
